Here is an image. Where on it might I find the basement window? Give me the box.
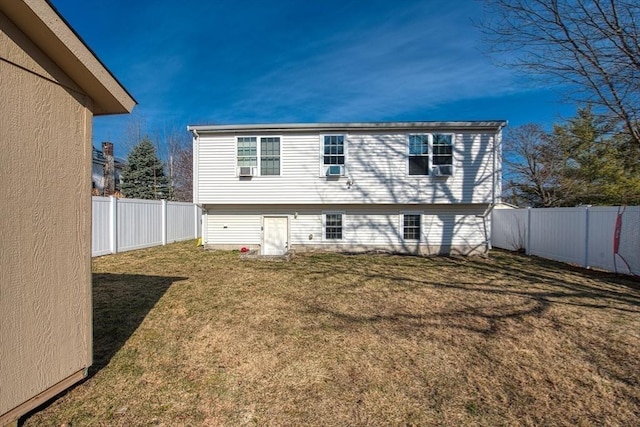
[325,213,343,240]
[403,213,421,240]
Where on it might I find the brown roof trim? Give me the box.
[0,0,136,115]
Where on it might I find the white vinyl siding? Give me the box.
[422,212,485,248]
[202,204,487,253]
[197,131,497,205]
[205,211,261,245]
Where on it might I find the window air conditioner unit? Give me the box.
[239,166,255,177]
[326,165,344,176]
[432,165,453,177]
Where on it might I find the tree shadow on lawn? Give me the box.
[291,249,640,313]
[456,250,640,308]
[291,249,640,338]
[90,273,187,376]
[295,251,640,401]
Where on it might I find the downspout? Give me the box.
[492,122,505,208]
[189,128,200,206]
[189,128,204,244]
[478,122,506,252]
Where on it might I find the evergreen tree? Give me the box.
[553,107,640,205]
[120,137,169,200]
[503,107,640,207]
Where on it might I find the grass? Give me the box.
[23,241,640,426]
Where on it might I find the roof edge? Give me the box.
[0,0,136,115]
[188,121,508,134]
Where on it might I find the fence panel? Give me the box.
[613,206,640,275]
[492,205,639,275]
[491,208,527,251]
[117,199,164,252]
[167,202,197,242]
[529,207,586,265]
[92,197,201,256]
[92,196,112,256]
[586,207,618,272]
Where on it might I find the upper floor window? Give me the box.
[407,133,454,176]
[432,134,453,170]
[237,137,257,167]
[260,137,280,176]
[408,135,429,175]
[237,136,281,176]
[323,135,345,165]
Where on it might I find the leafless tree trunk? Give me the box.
[480,0,640,145]
[167,131,193,202]
[503,124,577,206]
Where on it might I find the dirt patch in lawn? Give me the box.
[23,241,640,426]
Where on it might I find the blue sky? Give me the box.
[52,0,576,154]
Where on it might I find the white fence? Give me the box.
[491,206,640,275]
[92,196,202,257]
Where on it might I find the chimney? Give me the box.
[102,142,115,196]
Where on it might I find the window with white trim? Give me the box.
[408,134,429,175]
[325,213,343,240]
[260,137,280,176]
[237,136,281,176]
[237,137,257,167]
[403,214,421,240]
[407,133,454,176]
[323,135,345,165]
[432,134,453,172]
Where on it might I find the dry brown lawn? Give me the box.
[23,241,640,426]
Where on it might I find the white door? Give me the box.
[263,216,288,255]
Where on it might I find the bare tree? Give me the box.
[503,124,576,207]
[120,111,148,153]
[481,0,640,145]
[166,131,193,202]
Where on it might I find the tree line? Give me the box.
[115,123,193,202]
[481,0,640,206]
[503,107,640,207]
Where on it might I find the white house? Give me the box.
[188,121,506,256]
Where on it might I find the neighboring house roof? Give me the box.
[188,121,508,134]
[0,0,136,115]
[92,147,126,168]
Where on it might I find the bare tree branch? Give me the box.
[480,0,640,145]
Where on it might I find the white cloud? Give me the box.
[213,1,520,122]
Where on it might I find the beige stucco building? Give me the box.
[0,1,135,424]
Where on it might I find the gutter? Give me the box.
[189,127,200,206]
[478,121,507,252]
[186,121,508,134]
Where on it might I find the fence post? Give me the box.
[194,204,199,239]
[161,199,167,246]
[202,209,207,244]
[526,207,532,255]
[109,196,117,254]
[584,206,590,268]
